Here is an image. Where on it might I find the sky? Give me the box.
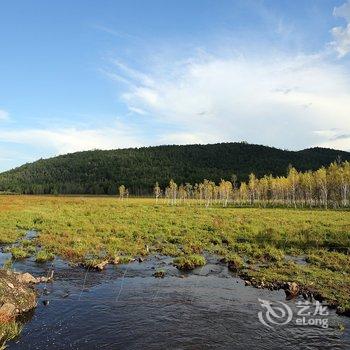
[1,0,350,171]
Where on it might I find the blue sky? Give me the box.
[1,0,350,171]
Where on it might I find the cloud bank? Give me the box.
[113,52,350,151]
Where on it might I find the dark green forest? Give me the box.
[1,142,349,195]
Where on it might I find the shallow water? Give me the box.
[3,253,349,350]
[0,230,38,267]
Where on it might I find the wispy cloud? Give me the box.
[331,0,350,57]
[128,106,148,115]
[332,133,350,141]
[92,24,139,41]
[111,60,154,87]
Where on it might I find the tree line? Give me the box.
[1,143,349,195]
[139,162,350,209]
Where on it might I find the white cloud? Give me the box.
[112,53,350,151]
[334,0,350,21]
[331,1,350,57]
[331,25,350,57]
[128,106,148,115]
[0,122,143,155]
[0,110,9,121]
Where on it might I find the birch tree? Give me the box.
[119,185,126,200]
[154,182,161,203]
[169,179,178,205]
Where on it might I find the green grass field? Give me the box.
[1,195,349,313]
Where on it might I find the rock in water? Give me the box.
[285,282,299,299]
[16,271,54,284]
[95,260,109,271]
[16,272,37,284]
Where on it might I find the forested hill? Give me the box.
[1,142,349,195]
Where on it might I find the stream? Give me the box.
[1,233,349,349]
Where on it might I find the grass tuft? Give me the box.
[173,254,206,270]
[35,250,55,263]
[9,247,31,260]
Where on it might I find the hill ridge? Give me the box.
[1,142,349,195]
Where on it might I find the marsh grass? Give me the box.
[221,253,244,271]
[173,255,206,270]
[9,247,31,260]
[0,321,22,349]
[118,256,135,264]
[35,250,55,263]
[0,195,349,312]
